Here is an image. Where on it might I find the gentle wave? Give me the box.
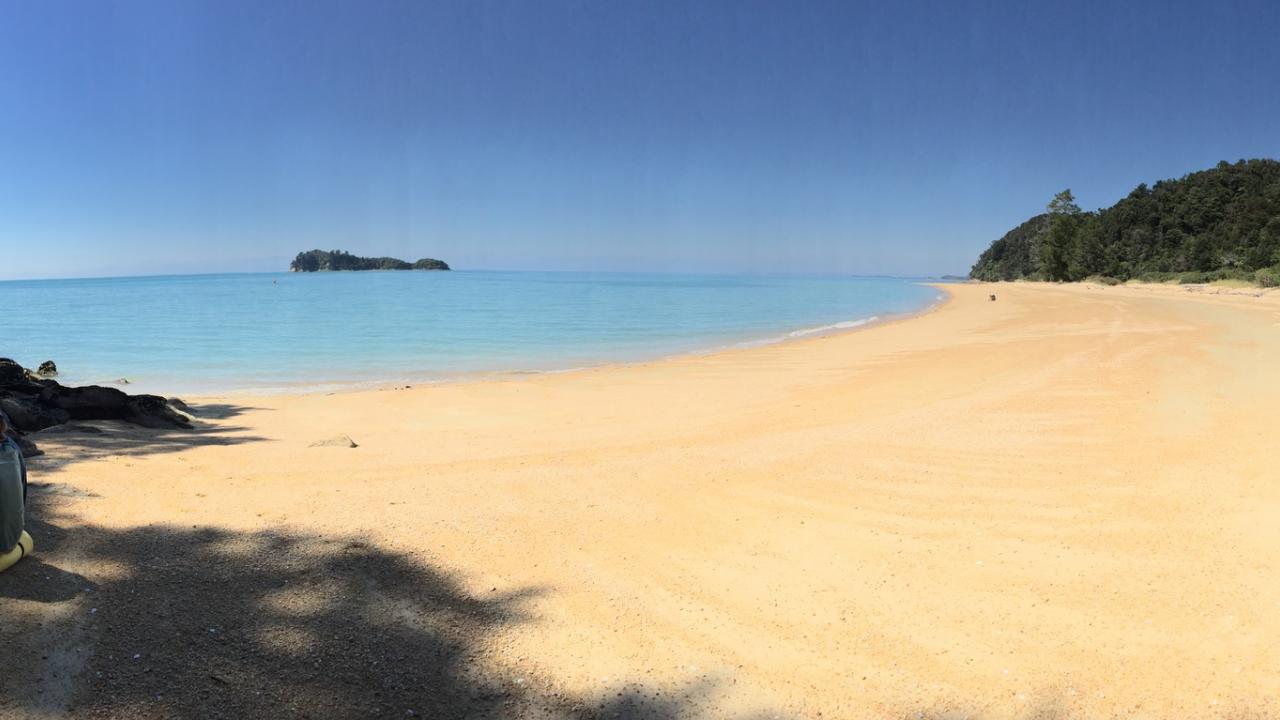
[787,316,879,338]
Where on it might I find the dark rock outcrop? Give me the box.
[0,395,70,431]
[35,383,191,428]
[36,360,57,377]
[0,358,28,387]
[40,384,130,417]
[0,359,192,455]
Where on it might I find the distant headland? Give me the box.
[290,249,450,272]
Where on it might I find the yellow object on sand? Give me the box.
[0,531,33,573]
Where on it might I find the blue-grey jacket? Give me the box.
[0,435,26,553]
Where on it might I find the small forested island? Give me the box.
[970,159,1280,286]
[290,249,450,272]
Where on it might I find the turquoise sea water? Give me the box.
[1,272,941,395]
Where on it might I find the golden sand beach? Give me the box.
[4,282,1279,718]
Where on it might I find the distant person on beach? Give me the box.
[0,410,30,565]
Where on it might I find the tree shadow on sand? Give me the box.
[179,403,263,421]
[1,510,775,720]
[25,407,269,473]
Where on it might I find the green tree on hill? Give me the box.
[1040,190,1082,281]
[1071,214,1105,280]
[1047,189,1081,217]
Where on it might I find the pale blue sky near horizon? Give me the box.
[1,0,1277,281]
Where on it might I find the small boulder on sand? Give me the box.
[310,434,358,448]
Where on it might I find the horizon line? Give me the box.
[0,268,968,284]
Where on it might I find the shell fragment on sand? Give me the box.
[309,434,358,448]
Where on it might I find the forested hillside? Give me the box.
[970,159,1280,285]
[290,250,450,272]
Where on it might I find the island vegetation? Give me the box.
[290,249,450,272]
[969,159,1280,287]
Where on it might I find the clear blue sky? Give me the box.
[1,1,1277,280]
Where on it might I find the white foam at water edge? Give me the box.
[786,316,879,338]
[706,315,884,354]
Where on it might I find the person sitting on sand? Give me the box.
[0,409,32,571]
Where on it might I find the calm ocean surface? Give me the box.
[1,272,941,395]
